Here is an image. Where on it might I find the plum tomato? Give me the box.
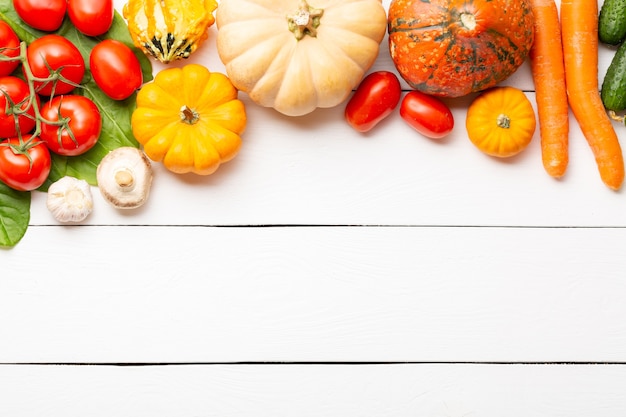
[13,0,67,32]
[0,135,51,191]
[90,39,143,100]
[40,95,102,156]
[400,90,454,139]
[0,21,21,77]
[67,0,114,37]
[26,35,85,96]
[0,76,40,138]
[345,71,402,133]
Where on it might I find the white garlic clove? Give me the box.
[46,176,94,223]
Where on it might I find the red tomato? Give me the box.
[13,0,67,32]
[0,21,21,76]
[26,35,85,96]
[40,95,102,156]
[90,40,143,100]
[0,135,51,191]
[0,76,40,138]
[67,0,114,37]
[345,71,402,133]
[400,91,454,139]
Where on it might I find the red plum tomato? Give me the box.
[13,0,67,32]
[0,76,39,138]
[400,91,454,139]
[0,135,51,191]
[40,95,102,156]
[345,71,402,133]
[26,35,85,96]
[68,0,114,37]
[0,21,21,76]
[90,40,143,100]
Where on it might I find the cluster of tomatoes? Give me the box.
[0,0,144,192]
[344,71,455,139]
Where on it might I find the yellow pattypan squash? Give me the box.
[215,0,387,117]
[123,0,218,63]
[131,64,246,175]
[465,86,537,158]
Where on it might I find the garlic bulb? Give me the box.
[46,176,94,223]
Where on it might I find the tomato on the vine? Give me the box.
[0,76,40,138]
[26,35,85,96]
[40,95,102,156]
[0,21,21,77]
[399,90,455,139]
[67,0,114,37]
[345,71,402,133]
[90,39,143,100]
[13,0,67,32]
[0,135,51,191]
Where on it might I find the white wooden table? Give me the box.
[3,0,626,415]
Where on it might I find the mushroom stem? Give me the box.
[115,169,135,189]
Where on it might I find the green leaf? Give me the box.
[0,1,153,189]
[0,181,30,248]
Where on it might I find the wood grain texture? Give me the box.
[2,0,626,414]
[1,364,626,417]
[3,226,626,363]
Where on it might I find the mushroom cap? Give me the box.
[97,147,153,209]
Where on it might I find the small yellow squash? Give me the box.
[216,0,388,116]
[465,87,536,158]
[123,0,218,63]
[131,64,247,175]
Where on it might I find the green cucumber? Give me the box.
[599,0,626,45]
[602,41,626,111]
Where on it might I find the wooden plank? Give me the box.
[27,90,626,228]
[3,226,626,363]
[1,364,625,416]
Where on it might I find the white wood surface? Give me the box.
[3,0,626,414]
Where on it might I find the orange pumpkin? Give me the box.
[387,0,534,98]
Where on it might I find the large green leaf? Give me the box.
[0,181,30,248]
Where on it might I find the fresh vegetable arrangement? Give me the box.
[0,0,152,246]
[1,0,625,249]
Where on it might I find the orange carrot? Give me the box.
[561,0,624,190]
[528,0,569,179]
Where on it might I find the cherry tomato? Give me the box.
[26,35,85,96]
[40,95,102,156]
[13,0,67,32]
[345,71,402,133]
[400,90,455,139]
[68,0,114,37]
[0,21,21,77]
[0,135,51,191]
[90,40,143,100]
[0,76,40,138]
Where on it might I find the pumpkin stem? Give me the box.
[287,0,324,40]
[496,114,511,129]
[180,105,200,125]
[459,12,477,31]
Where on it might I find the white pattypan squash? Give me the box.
[216,0,387,116]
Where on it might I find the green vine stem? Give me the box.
[0,41,85,159]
